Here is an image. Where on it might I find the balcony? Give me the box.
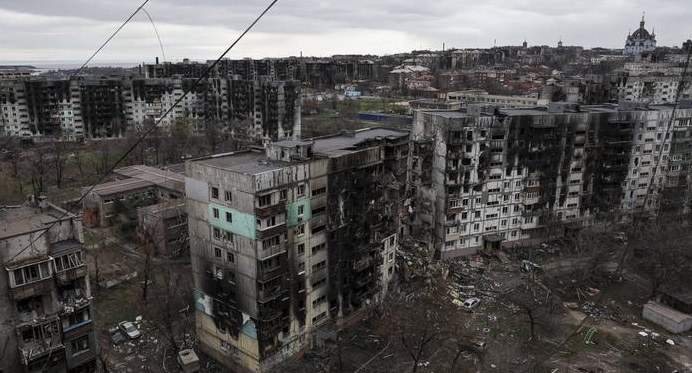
[521,209,541,218]
[522,196,540,205]
[259,307,282,323]
[310,212,328,230]
[258,285,288,303]
[9,277,55,301]
[311,266,327,281]
[257,264,286,283]
[17,318,64,365]
[256,223,287,240]
[255,201,286,219]
[257,242,287,260]
[55,265,87,285]
[446,177,461,186]
[58,292,91,316]
[354,255,383,272]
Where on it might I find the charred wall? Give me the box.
[581,114,633,215]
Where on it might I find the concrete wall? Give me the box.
[643,302,692,334]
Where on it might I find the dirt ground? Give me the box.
[84,228,202,372]
[83,225,692,373]
[282,239,692,373]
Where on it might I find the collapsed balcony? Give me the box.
[353,254,383,272]
[16,317,64,366]
[57,277,91,315]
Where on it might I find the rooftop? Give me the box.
[419,103,682,119]
[115,165,185,192]
[87,178,154,197]
[272,140,314,147]
[0,203,76,240]
[193,151,294,175]
[311,128,409,153]
[193,128,410,173]
[138,200,187,220]
[86,165,186,197]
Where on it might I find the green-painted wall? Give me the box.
[208,203,257,240]
[286,199,312,227]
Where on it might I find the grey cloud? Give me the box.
[0,0,690,62]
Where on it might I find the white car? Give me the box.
[462,297,481,311]
[118,321,141,339]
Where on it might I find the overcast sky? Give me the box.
[1,0,691,66]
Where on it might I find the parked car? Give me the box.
[462,297,481,311]
[118,321,141,339]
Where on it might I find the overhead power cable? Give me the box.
[141,7,167,63]
[70,0,151,78]
[6,0,280,267]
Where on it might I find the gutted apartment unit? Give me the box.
[185,128,407,372]
[409,101,692,259]
[0,202,96,373]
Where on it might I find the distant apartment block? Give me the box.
[447,90,547,108]
[185,128,407,372]
[137,201,189,257]
[0,201,96,373]
[0,76,301,143]
[144,57,382,88]
[615,73,692,104]
[408,101,692,258]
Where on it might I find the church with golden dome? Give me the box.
[624,14,656,55]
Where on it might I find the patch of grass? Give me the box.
[358,97,398,112]
[93,280,142,327]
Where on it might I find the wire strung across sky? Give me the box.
[70,0,150,79]
[141,7,167,64]
[4,0,280,267]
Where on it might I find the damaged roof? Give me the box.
[311,128,409,153]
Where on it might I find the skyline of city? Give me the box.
[1,0,691,64]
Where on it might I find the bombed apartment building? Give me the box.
[0,201,96,373]
[145,57,380,86]
[185,128,407,372]
[122,76,205,130]
[78,78,125,138]
[0,80,31,138]
[408,101,692,259]
[2,73,300,143]
[0,79,83,139]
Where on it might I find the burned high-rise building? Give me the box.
[1,75,300,143]
[408,101,692,259]
[185,128,407,372]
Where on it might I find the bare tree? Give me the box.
[30,147,48,197]
[51,141,69,188]
[143,266,186,354]
[628,221,692,295]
